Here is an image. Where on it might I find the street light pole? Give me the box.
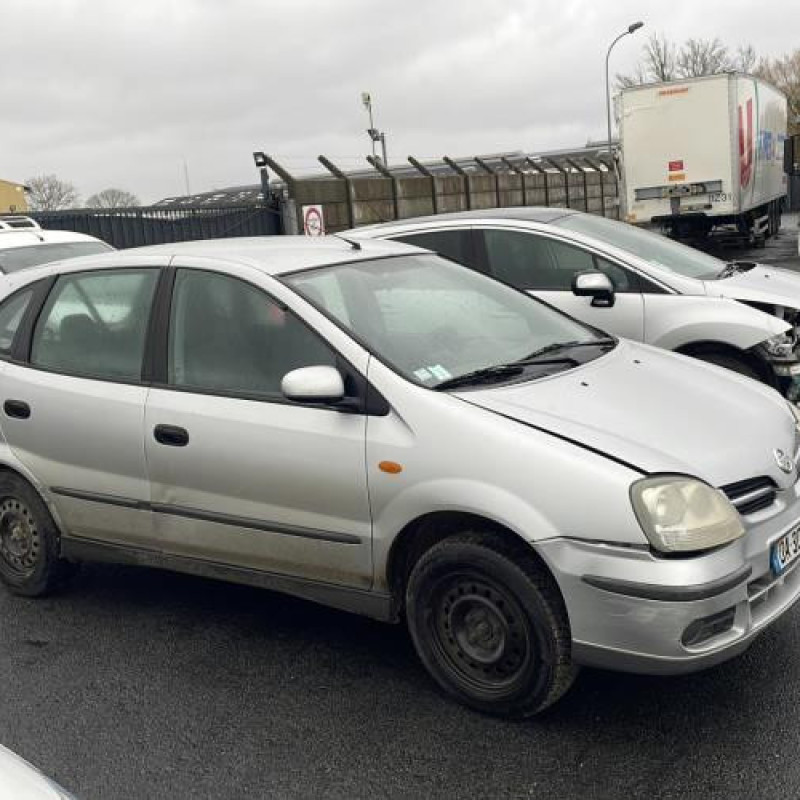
[361,91,388,166]
[605,21,644,161]
[362,92,377,160]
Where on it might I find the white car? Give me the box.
[0,216,112,274]
[0,744,75,799]
[349,209,800,395]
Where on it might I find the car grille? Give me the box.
[721,477,777,515]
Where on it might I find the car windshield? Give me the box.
[284,254,610,389]
[553,213,725,280]
[0,241,112,273]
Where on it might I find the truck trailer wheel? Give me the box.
[405,532,577,718]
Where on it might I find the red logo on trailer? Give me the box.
[739,99,754,188]
[668,160,684,172]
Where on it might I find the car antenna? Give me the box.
[333,233,362,251]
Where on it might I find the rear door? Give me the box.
[0,259,163,548]
[474,227,645,340]
[143,261,373,589]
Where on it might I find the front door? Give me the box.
[477,228,645,341]
[144,266,373,588]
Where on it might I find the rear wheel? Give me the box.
[405,532,577,718]
[0,473,74,596]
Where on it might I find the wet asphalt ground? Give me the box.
[1,219,800,800]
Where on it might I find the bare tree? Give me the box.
[646,34,677,81]
[616,34,676,87]
[756,50,800,135]
[85,188,141,208]
[735,44,758,73]
[25,174,79,211]
[677,37,730,77]
[618,34,758,88]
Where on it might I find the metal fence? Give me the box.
[29,204,282,249]
[262,151,620,234]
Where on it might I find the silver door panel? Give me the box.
[0,363,153,544]
[145,388,372,587]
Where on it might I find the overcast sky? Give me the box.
[2,0,798,204]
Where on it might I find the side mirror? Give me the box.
[572,271,615,307]
[281,365,345,404]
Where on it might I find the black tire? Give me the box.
[405,532,577,718]
[0,472,75,597]
[693,350,762,382]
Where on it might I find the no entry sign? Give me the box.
[302,204,325,236]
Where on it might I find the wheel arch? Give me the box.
[0,454,68,542]
[384,510,560,620]
[674,339,775,386]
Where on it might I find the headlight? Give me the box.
[763,332,797,361]
[631,476,744,554]
[788,402,800,455]
[788,401,800,429]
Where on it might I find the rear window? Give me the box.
[0,241,112,273]
[0,288,34,354]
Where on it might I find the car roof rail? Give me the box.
[0,215,41,233]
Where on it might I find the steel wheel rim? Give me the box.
[429,571,533,698]
[0,497,40,577]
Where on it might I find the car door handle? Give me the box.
[3,400,30,420]
[153,424,189,447]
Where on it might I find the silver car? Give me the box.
[0,237,799,717]
[348,209,800,395]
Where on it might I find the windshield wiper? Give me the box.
[434,364,524,391]
[518,337,617,363]
[433,338,617,391]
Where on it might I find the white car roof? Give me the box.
[0,229,106,251]
[13,236,430,283]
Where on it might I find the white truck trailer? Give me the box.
[619,72,788,245]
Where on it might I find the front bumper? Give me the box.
[535,479,800,675]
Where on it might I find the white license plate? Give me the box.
[771,524,800,575]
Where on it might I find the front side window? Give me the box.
[31,269,158,380]
[0,241,112,274]
[552,213,724,280]
[286,254,608,389]
[168,269,335,397]
[0,288,34,354]
[483,229,636,292]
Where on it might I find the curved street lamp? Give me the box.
[605,21,644,161]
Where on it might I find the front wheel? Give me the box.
[0,473,75,596]
[405,532,577,718]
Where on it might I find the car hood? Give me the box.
[459,340,797,490]
[703,265,800,310]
